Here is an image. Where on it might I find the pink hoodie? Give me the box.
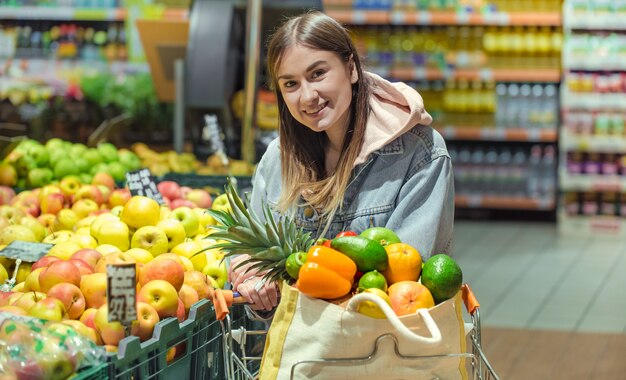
[355,72,433,166]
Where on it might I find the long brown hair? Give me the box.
[266,11,371,226]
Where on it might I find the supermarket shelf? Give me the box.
[558,212,626,237]
[326,9,561,26]
[438,126,557,142]
[456,195,555,210]
[376,66,561,82]
[0,6,188,21]
[563,55,626,71]
[564,12,626,30]
[561,90,626,111]
[560,171,626,192]
[560,130,626,152]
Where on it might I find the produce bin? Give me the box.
[158,173,253,194]
[70,363,110,380]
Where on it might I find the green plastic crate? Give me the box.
[70,362,110,380]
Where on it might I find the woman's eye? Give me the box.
[311,69,325,79]
[282,81,296,89]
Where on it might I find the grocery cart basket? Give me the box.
[209,284,500,380]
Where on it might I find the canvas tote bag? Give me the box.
[258,282,468,380]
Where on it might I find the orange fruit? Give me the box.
[381,243,422,285]
[387,281,434,316]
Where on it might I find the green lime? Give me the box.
[360,227,401,247]
[421,254,463,304]
[285,251,307,280]
[358,270,388,292]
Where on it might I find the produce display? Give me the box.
[207,182,464,318]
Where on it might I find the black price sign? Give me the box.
[106,264,138,324]
[126,168,165,205]
[0,241,53,262]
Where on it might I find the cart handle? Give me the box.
[461,284,480,314]
[207,288,248,321]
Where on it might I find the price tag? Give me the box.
[126,168,165,205]
[106,264,137,324]
[0,241,53,262]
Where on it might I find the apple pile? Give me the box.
[0,138,142,189]
[0,177,232,352]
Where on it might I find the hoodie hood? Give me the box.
[354,72,433,166]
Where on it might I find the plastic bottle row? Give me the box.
[566,151,626,176]
[566,32,626,63]
[563,111,626,136]
[0,0,121,7]
[351,25,562,70]
[0,21,126,61]
[563,191,626,217]
[449,143,556,199]
[569,0,626,14]
[327,0,562,12]
[566,72,626,94]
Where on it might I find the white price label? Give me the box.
[391,11,404,24]
[107,264,137,324]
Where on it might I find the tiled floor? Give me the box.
[452,220,626,333]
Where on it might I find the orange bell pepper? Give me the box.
[296,245,357,299]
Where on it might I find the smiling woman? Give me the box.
[228,10,455,315]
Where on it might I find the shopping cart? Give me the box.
[209,284,500,380]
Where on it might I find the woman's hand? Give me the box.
[236,276,279,311]
[229,254,258,289]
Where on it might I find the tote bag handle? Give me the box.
[346,293,442,345]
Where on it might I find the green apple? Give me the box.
[80,173,93,184]
[107,161,127,182]
[54,158,80,179]
[27,297,65,321]
[69,143,87,156]
[130,226,169,256]
[48,149,69,168]
[83,148,103,166]
[167,206,200,237]
[97,220,130,251]
[28,144,50,167]
[27,167,54,188]
[202,260,228,289]
[211,193,232,214]
[90,163,109,176]
[118,149,142,171]
[75,157,90,174]
[15,155,37,177]
[156,219,187,251]
[97,142,119,163]
[45,138,65,151]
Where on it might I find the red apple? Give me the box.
[183,271,212,300]
[131,302,160,341]
[108,188,131,208]
[0,185,16,205]
[157,181,181,200]
[170,198,196,209]
[94,304,126,346]
[73,184,104,205]
[40,192,66,215]
[94,252,136,273]
[80,273,108,309]
[71,198,99,219]
[138,258,184,291]
[92,172,116,191]
[176,298,185,322]
[137,280,179,319]
[39,260,81,292]
[79,307,98,329]
[185,189,212,208]
[68,259,94,276]
[179,186,192,199]
[47,283,86,320]
[178,284,199,316]
[70,248,103,268]
[31,256,60,271]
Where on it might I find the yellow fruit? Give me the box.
[356,288,392,319]
[382,243,422,285]
[0,264,8,283]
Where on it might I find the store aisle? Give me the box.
[452,220,626,333]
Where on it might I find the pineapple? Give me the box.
[199,180,314,283]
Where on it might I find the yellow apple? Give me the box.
[95,244,122,255]
[94,304,126,346]
[80,273,108,309]
[137,279,180,319]
[24,267,45,292]
[202,260,228,289]
[42,229,74,244]
[211,193,231,213]
[125,248,154,264]
[130,226,169,257]
[19,216,47,242]
[171,241,206,271]
[89,213,119,241]
[167,207,200,238]
[75,215,97,230]
[46,241,82,260]
[97,220,130,251]
[120,196,161,229]
[69,233,98,249]
[131,302,160,342]
[54,208,80,231]
[193,207,217,227]
[155,219,186,251]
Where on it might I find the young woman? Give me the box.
[230,11,454,312]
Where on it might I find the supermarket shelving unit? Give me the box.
[559,0,626,236]
[324,0,562,216]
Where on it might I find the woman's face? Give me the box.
[276,44,357,137]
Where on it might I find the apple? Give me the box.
[76,215,97,230]
[130,226,169,257]
[120,196,161,229]
[97,142,119,163]
[202,260,228,289]
[79,307,98,329]
[40,192,66,215]
[39,260,82,292]
[0,290,13,306]
[156,219,186,251]
[139,258,185,291]
[167,207,200,237]
[70,248,102,268]
[0,163,17,187]
[95,244,122,255]
[80,273,108,309]
[193,207,217,228]
[0,185,16,205]
[19,215,47,241]
[59,175,82,199]
[137,280,180,319]
[110,205,124,217]
[71,198,99,219]
[108,188,131,208]
[185,189,212,208]
[97,220,130,251]
[96,185,112,205]
[176,298,185,322]
[157,181,181,200]
[94,252,135,273]
[170,198,196,209]
[183,271,212,300]
[125,247,154,264]
[0,204,27,224]
[23,267,45,291]
[12,197,41,217]
[73,184,104,205]
[31,256,60,271]
[211,193,231,213]
[42,229,74,244]
[38,213,57,230]
[171,241,206,271]
[47,283,86,319]
[60,320,101,345]
[94,304,125,346]
[11,282,25,292]
[68,258,94,275]
[178,284,199,316]
[92,172,116,191]
[69,233,98,249]
[131,301,160,341]
[0,224,37,244]
[54,208,80,231]
[27,167,54,188]
[180,186,192,199]
[13,291,47,311]
[89,213,119,239]
[46,241,82,260]
[28,297,66,321]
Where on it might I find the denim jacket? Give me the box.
[249,124,454,260]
